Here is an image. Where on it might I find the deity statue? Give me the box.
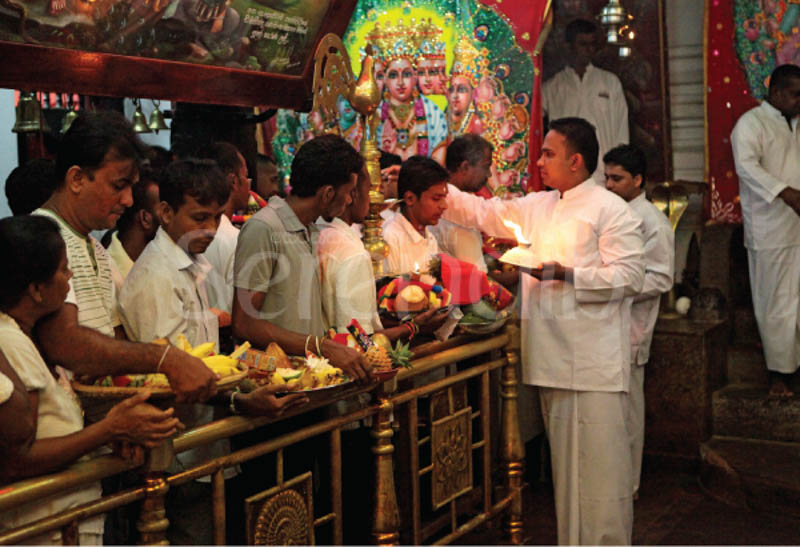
[367,19,448,161]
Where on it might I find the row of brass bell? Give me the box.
[12,91,49,133]
[131,99,169,134]
[13,91,85,135]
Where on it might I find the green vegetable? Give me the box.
[461,299,498,322]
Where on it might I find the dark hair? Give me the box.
[147,145,173,171]
[197,141,243,176]
[5,158,57,216]
[603,144,647,182]
[549,117,599,175]
[379,150,403,170]
[55,111,149,187]
[115,167,163,235]
[398,155,450,199]
[0,216,65,310]
[159,159,230,212]
[565,19,597,44]
[290,135,364,198]
[257,153,276,166]
[769,64,800,94]
[445,134,493,173]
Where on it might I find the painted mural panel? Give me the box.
[0,0,330,75]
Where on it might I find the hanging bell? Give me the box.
[131,102,151,134]
[61,109,79,134]
[148,101,169,133]
[12,91,47,133]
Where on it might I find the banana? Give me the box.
[189,342,216,358]
[175,334,192,353]
[202,354,241,377]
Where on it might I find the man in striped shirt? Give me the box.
[33,111,216,403]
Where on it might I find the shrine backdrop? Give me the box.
[269,0,550,196]
[705,0,800,222]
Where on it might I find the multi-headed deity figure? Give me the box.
[367,19,448,161]
[416,18,447,96]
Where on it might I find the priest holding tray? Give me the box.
[440,117,645,545]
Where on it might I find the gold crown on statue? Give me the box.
[450,34,490,87]
[416,18,446,61]
[366,19,424,66]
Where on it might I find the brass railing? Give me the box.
[0,325,524,545]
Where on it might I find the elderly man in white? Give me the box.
[603,144,674,498]
[442,117,644,544]
[732,63,800,399]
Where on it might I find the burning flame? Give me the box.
[503,220,530,246]
[413,262,420,274]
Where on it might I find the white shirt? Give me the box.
[107,231,135,292]
[429,215,488,273]
[443,180,644,392]
[117,228,232,480]
[33,208,119,338]
[731,100,800,250]
[317,218,383,334]
[0,372,11,404]
[0,312,104,542]
[628,193,674,365]
[542,64,629,183]
[118,227,218,348]
[204,214,240,313]
[382,211,441,276]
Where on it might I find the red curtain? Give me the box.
[706,0,757,223]
[479,0,550,192]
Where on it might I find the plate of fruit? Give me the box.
[376,278,452,321]
[239,342,354,401]
[72,336,250,399]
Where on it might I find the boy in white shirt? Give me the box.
[383,155,450,275]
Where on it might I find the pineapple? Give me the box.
[366,345,392,371]
[389,340,414,369]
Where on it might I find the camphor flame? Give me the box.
[503,219,530,246]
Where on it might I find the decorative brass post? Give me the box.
[500,323,525,544]
[372,393,400,545]
[350,46,388,276]
[311,35,388,275]
[137,440,173,545]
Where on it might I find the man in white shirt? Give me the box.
[318,166,446,337]
[118,158,305,544]
[103,166,160,291]
[119,158,227,347]
[429,134,491,273]
[542,19,629,184]
[443,117,644,544]
[604,144,674,498]
[34,111,216,403]
[383,155,449,275]
[198,142,252,316]
[732,64,800,399]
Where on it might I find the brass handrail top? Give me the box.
[0,332,509,514]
